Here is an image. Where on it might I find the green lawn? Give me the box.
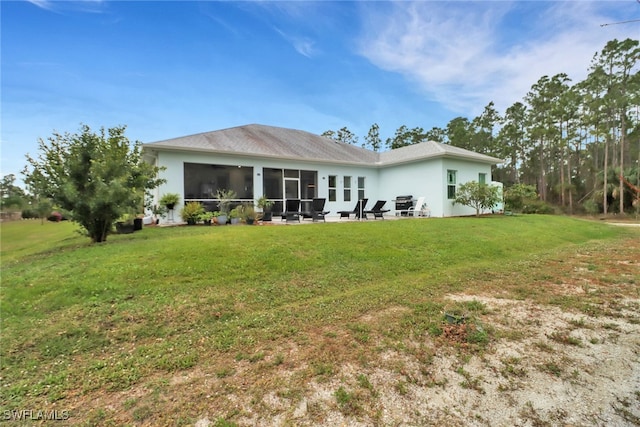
[1,216,638,424]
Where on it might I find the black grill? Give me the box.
[394,195,414,214]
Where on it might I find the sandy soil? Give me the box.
[189,292,639,427]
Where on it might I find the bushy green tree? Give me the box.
[23,125,165,242]
[0,174,27,211]
[453,181,501,217]
[504,184,538,212]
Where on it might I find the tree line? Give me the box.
[322,38,640,215]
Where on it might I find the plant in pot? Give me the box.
[159,193,180,211]
[151,204,167,224]
[242,203,258,225]
[180,201,204,225]
[115,213,136,234]
[212,211,224,225]
[256,196,274,221]
[229,206,242,225]
[198,211,215,225]
[216,189,236,224]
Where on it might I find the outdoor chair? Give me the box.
[365,200,390,220]
[410,197,430,217]
[281,199,301,222]
[310,198,330,222]
[337,198,368,219]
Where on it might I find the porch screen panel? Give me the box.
[300,170,317,199]
[263,168,283,214]
[184,163,253,200]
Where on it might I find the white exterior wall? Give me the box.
[378,160,444,216]
[149,149,378,217]
[441,159,494,217]
[146,148,497,218]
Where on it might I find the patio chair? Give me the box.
[365,200,390,220]
[281,199,301,222]
[337,198,368,219]
[311,198,330,222]
[407,197,426,217]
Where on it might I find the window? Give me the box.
[343,176,351,202]
[479,173,486,185]
[447,170,457,199]
[357,176,365,200]
[328,175,337,202]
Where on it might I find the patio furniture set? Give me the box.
[281,197,430,223]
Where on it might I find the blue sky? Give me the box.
[2,1,638,182]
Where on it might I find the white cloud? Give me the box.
[274,27,318,58]
[26,0,54,10]
[358,1,638,117]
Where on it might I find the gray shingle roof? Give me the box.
[143,124,502,166]
[143,124,378,165]
[379,140,502,165]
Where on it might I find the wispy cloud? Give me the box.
[358,1,638,117]
[26,0,54,11]
[26,0,107,14]
[274,27,317,58]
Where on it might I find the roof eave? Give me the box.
[379,152,502,167]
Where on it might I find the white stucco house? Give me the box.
[142,124,502,220]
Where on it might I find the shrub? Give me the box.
[521,200,555,214]
[180,202,204,224]
[504,184,538,212]
[582,199,600,215]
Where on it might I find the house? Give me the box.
[142,124,502,220]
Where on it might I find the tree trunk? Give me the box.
[619,110,626,214]
[567,157,573,214]
[539,138,547,201]
[604,136,609,215]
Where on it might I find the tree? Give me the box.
[588,38,640,214]
[321,127,359,145]
[470,101,502,157]
[386,125,427,149]
[446,117,474,150]
[452,181,501,217]
[504,184,538,212]
[496,102,527,185]
[23,125,165,243]
[425,126,446,143]
[364,123,382,152]
[0,174,27,211]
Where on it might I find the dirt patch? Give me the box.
[208,295,637,427]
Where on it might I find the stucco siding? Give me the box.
[441,158,495,217]
[378,160,443,216]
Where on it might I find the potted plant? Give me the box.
[159,193,180,211]
[213,210,226,225]
[242,203,258,225]
[151,204,167,224]
[198,211,215,225]
[256,196,274,221]
[180,201,204,225]
[229,206,242,225]
[216,189,236,217]
[115,213,136,234]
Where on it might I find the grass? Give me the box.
[1,215,638,424]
